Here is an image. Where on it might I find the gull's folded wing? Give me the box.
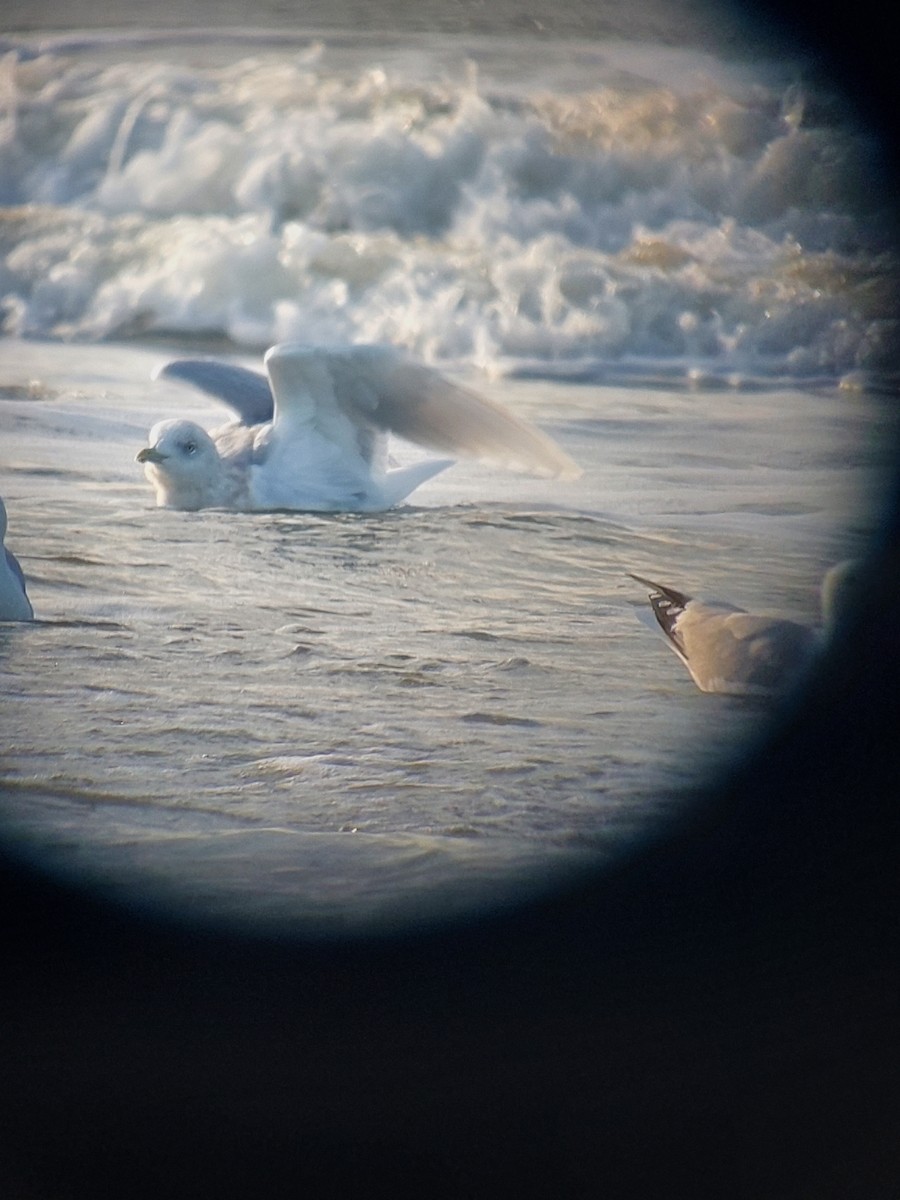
[628,573,818,695]
[5,547,28,594]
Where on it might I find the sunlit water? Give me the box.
[0,26,895,934]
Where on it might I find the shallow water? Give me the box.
[0,336,888,933]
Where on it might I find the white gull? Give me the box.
[137,343,581,512]
[0,496,33,621]
[629,561,861,697]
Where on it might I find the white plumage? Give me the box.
[629,561,861,697]
[138,343,581,512]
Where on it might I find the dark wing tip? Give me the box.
[628,573,692,608]
[628,573,691,653]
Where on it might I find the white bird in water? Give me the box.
[137,343,581,512]
[0,495,34,621]
[628,561,861,697]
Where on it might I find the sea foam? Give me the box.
[0,35,895,386]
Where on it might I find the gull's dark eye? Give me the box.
[184,441,197,455]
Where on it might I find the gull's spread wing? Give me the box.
[263,343,582,479]
[153,359,274,426]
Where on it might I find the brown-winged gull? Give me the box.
[137,343,581,512]
[628,561,861,697]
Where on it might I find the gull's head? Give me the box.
[136,419,221,510]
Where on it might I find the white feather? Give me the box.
[138,343,581,512]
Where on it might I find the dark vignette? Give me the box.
[1,1,898,1196]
